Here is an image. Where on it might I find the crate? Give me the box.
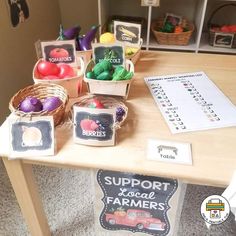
[208,3,236,48]
[33,57,85,98]
[84,59,135,99]
[151,18,194,46]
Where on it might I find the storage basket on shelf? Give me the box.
[151,17,194,46]
[33,57,85,98]
[208,3,236,48]
[9,83,69,126]
[84,59,135,99]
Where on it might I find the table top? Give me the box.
[1,51,236,187]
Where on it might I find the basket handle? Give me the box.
[125,59,135,73]
[207,3,236,29]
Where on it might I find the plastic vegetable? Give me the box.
[99,32,115,43]
[57,63,75,78]
[64,25,81,39]
[174,26,183,33]
[88,98,105,109]
[97,71,112,80]
[79,25,100,50]
[112,66,133,81]
[43,97,62,112]
[86,71,96,79]
[19,97,43,113]
[37,60,60,77]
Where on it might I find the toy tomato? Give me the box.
[57,63,75,79]
[37,60,60,76]
[174,26,183,33]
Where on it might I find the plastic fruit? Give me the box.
[19,97,43,113]
[37,60,60,77]
[88,98,105,109]
[43,97,62,112]
[64,25,81,39]
[99,32,115,43]
[57,63,75,79]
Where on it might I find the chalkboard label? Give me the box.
[73,106,116,146]
[41,40,77,66]
[9,116,55,158]
[97,170,178,235]
[92,43,125,67]
[114,21,141,47]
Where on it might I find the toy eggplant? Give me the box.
[64,25,81,39]
[79,25,100,50]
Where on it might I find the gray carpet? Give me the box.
[0,159,235,236]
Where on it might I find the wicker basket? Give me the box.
[208,3,236,48]
[151,18,194,45]
[9,83,69,126]
[73,94,128,128]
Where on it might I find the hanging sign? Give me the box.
[9,115,55,158]
[73,106,116,146]
[40,40,77,66]
[114,21,142,47]
[95,170,185,235]
[92,43,125,67]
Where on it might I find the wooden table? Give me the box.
[1,51,236,236]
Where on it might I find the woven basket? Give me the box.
[9,83,69,126]
[151,18,194,45]
[73,94,128,128]
[208,3,236,48]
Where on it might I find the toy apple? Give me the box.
[37,60,60,77]
[49,48,69,59]
[57,63,75,79]
[88,98,105,109]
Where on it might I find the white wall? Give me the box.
[0,0,61,123]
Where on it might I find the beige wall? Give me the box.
[0,0,61,123]
[58,0,98,34]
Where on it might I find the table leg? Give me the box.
[2,157,51,236]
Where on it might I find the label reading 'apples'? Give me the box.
[40,40,77,67]
[73,106,116,146]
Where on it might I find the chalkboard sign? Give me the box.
[95,170,184,236]
[9,116,55,158]
[73,106,116,146]
[92,43,125,67]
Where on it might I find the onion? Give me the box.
[19,97,43,113]
[43,96,62,112]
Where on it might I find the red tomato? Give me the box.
[58,63,75,79]
[49,48,69,59]
[37,60,60,76]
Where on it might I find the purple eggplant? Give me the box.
[64,25,81,40]
[79,25,100,51]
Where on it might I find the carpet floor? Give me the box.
[0,160,235,236]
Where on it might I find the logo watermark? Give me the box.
[201,195,230,225]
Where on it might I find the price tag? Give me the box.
[40,39,77,67]
[141,0,160,7]
[73,106,116,146]
[9,115,55,158]
[92,43,125,67]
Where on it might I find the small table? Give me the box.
[1,51,236,236]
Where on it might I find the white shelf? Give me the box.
[199,32,236,54]
[98,0,236,55]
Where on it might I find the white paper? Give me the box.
[144,71,236,133]
[147,139,192,165]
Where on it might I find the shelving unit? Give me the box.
[98,0,236,54]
